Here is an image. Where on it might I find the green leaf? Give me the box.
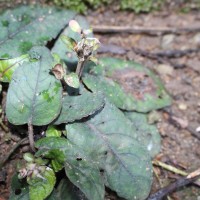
[83,57,171,112]
[55,178,87,200]
[65,157,104,200]
[9,174,29,200]
[0,6,76,58]
[23,153,34,162]
[125,111,161,157]
[52,15,93,68]
[60,35,77,51]
[53,91,105,125]
[47,179,87,200]
[6,46,62,125]
[64,72,80,88]
[36,137,105,200]
[66,100,153,200]
[29,168,56,200]
[46,125,62,137]
[0,54,29,82]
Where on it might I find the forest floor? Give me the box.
[0,2,200,200]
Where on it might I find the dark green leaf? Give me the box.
[0,54,29,82]
[125,111,161,157]
[0,6,76,58]
[9,174,29,200]
[51,15,93,68]
[47,179,87,200]
[83,57,171,112]
[28,168,56,200]
[56,179,87,200]
[53,91,104,125]
[6,46,62,125]
[66,100,153,200]
[36,137,105,200]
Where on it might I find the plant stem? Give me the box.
[28,122,36,152]
[76,60,85,78]
[153,160,200,186]
[153,160,187,176]
[0,137,28,170]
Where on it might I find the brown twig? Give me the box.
[0,137,29,170]
[98,44,199,68]
[28,122,36,152]
[0,120,9,133]
[148,168,200,200]
[133,47,200,59]
[93,25,200,36]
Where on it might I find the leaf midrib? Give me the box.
[86,122,138,181]
[28,59,42,123]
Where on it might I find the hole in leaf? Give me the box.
[15,189,22,195]
[76,157,82,161]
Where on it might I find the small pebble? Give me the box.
[155,64,174,76]
[178,103,187,110]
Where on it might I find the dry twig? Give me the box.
[93,25,200,36]
[0,137,29,170]
[148,167,200,200]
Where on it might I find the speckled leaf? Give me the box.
[51,15,93,68]
[6,46,62,125]
[83,57,171,112]
[0,54,29,82]
[29,168,56,200]
[64,72,80,88]
[0,6,76,58]
[53,91,104,125]
[66,100,153,200]
[9,174,29,200]
[125,112,161,157]
[36,137,105,200]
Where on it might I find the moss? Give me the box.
[120,0,161,13]
[48,0,163,13]
[48,0,111,13]
[51,0,87,13]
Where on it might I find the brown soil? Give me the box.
[0,2,200,200]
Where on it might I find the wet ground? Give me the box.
[0,2,200,200]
